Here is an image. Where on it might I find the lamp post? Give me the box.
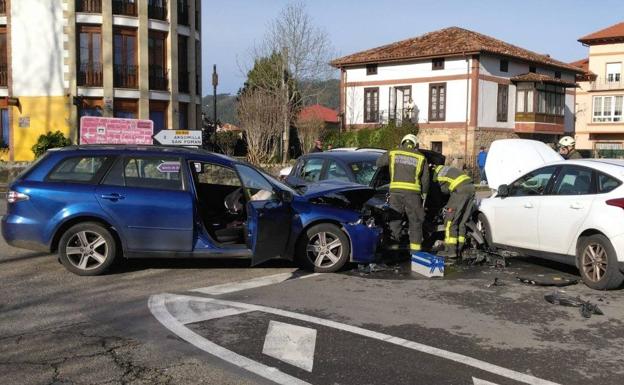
[212,65,218,128]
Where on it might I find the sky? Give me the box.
[201,0,624,95]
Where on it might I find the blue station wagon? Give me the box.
[2,146,380,275]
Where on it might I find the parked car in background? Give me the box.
[286,150,382,188]
[2,146,381,275]
[480,139,624,290]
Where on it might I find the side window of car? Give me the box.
[104,157,184,191]
[553,166,594,195]
[508,166,557,197]
[299,158,324,182]
[193,162,241,187]
[235,164,276,201]
[47,156,110,184]
[326,160,350,182]
[597,172,621,193]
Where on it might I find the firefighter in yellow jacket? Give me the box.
[433,165,475,258]
[376,134,429,254]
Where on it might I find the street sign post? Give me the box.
[80,117,154,145]
[153,130,203,146]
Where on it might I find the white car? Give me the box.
[480,139,624,290]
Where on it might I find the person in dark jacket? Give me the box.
[433,165,475,258]
[376,134,429,254]
[310,139,323,153]
[558,136,582,160]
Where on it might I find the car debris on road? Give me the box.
[544,291,604,318]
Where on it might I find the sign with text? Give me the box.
[80,117,154,145]
[153,130,202,146]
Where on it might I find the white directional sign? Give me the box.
[153,129,202,146]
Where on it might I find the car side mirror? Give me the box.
[279,190,294,203]
[498,184,509,198]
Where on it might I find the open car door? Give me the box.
[235,164,293,266]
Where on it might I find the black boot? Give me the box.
[437,244,458,259]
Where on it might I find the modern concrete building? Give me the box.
[0,0,202,161]
[332,27,582,159]
[572,21,624,156]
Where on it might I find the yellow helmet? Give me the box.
[401,134,418,148]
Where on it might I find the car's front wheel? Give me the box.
[58,222,117,276]
[297,223,350,273]
[577,234,624,290]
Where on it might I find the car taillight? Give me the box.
[606,198,624,209]
[7,191,29,204]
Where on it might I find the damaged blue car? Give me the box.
[1,146,381,275]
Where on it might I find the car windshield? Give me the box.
[349,160,378,185]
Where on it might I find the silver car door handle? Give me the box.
[570,202,583,210]
[101,193,125,201]
[524,202,533,208]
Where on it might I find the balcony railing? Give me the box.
[178,71,189,93]
[177,1,189,25]
[114,64,138,88]
[0,64,7,87]
[149,66,168,91]
[76,0,101,13]
[148,0,167,20]
[77,62,103,87]
[112,0,137,17]
[0,0,6,15]
[590,78,624,91]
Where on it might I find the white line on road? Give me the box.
[149,293,562,385]
[190,272,320,295]
[262,320,317,372]
[473,377,500,385]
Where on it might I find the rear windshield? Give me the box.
[349,160,378,185]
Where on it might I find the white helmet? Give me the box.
[401,134,418,148]
[559,136,576,147]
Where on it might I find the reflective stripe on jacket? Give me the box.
[434,165,472,193]
[388,150,426,193]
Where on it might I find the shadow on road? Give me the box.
[106,257,298,275]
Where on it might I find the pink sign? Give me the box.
[80,117,154,145]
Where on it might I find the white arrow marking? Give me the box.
[191,272,320,295]
[262,321,317,372]
[149,293,562,385]
[473,377,500,385]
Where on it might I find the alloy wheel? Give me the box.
[581,243,608,283]
[306,231,343,268]
[65,230,109,271]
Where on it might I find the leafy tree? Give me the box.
[31,131,71,158]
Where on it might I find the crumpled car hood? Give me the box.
[300,181,376,209]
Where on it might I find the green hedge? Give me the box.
[323,122,418,150]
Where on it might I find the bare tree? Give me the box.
[238,89,284,165]
[296,116,326,154]
[249,1,335,161]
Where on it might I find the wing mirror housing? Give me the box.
[279,190,294,203]
[498,184,509,198]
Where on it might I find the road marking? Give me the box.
[149,293,562,385]
[190,272,320,295]
[473,377,500,385]
[262,321,317,372]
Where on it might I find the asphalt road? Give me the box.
[2,199,624,385]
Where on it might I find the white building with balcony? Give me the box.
[573,21,624,155]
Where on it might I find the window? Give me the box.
[148,0,167,20]
[432,58,444,70]
[48,156,109,183]
[235,164,276,201]
[606,63,622,83]
[516,83,563,116]
[114,98,138,119]
[0,27,7,86]
[364,87,379,123]
[554,71,561,79]
[148,31,167,90]
[497,84,508,122]
[77,25,102,87]
[177,0,189,26]
[120,157,183,190]
[431,141,443,153]
[113,28,138,88]
[499,59,508,73]
[326,160,350,182]
[1,108,9,147]
[192,162,241,186]
[76,0,102,13]
[349,160,378,185]
[366,64,377,75]
[149,100,168,134]
[299,158,324,182]
[112,0,137,16]
[79,97,103,118]
[179,102,189,129]
[529,65,536,73]
[428,83,446,121]
[553,167,593,195]
[593,96,624,122]
[598,172,621,193]
[178,35,189,93]
[508,166,557,197]
[195,40,201,96]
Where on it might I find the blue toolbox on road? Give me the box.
[411,252,445,278]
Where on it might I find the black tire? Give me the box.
[58,222,117,276]
[577,234,624,290]
[477,213,494,250]
[296,223,351,273]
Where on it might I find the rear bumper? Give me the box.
[1,215,50,252]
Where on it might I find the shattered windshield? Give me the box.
[349,161,378,185]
